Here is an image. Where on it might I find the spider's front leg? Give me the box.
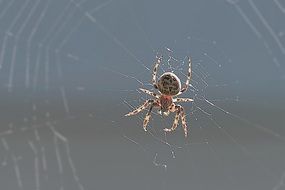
[180,106,188,137]
[143,102,155,131]
[163,104,188,137]
[125,99,154,116]
[163,104,180,133]
[125,99,157,131]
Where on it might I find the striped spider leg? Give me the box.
[173,98,194,103]
[151,55,162,89]
[163,104,188,137]
[125,99,159,131]
[139,88,159,98]
[179,56,192,94]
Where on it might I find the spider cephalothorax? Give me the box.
[125,55,193,137]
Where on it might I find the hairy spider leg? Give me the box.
[125,99,154,116]
[180,106,188,137]
[164,105,188,137]
[163,104,180,133]
[151,55,162,89]
[180,56,192,93]
[143,102,155,131]
[139,88,160,98]
[173,98,194,103]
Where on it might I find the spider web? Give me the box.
[0,0,284,190]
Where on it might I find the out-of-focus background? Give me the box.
[0,0,285,189]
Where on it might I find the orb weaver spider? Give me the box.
[125,55,193,137]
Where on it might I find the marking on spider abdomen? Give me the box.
[158,73,181,95]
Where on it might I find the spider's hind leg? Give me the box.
[151,55,162,89]
[180,56,192,93]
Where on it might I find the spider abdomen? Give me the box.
[158,72,181,96]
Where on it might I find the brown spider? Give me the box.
[125,55,193,137]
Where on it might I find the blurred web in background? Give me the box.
[0,0,284,190]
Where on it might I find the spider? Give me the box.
[125,55,193,137]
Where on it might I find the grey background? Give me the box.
[0,0,285,190]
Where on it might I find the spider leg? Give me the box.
[143,103,154,131]
[180,106,188,137]
[151,55,162,89]
[163,105,188,137]
[180,56,192,93]
[163,103,176,116]
[163,105,181,133]
[125,99,154,116]
[139,88,159,98]
[173,98,194,103]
